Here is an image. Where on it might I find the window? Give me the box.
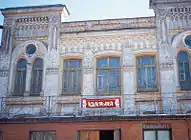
[26,44,36,55]
[136,56,157,91]
[178,51,191,90]
[14,59,27,95]
[62,59,82,94]
[30,58,43,95]
[96,57,120,94]
[30,131,56,140]
[143,130,171,140]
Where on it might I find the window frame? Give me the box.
[30,58,43,96]
[96,56,121,95]
[143,129,172,140]
[136,55,158,92]
[29,131,56,140]
[13,58,27,96]
[177,51,191,90]
[62,59,82,95]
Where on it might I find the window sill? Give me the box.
[137,88,158,93]
[95,92,121,96]
[61,93,81,96]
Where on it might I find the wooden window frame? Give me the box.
[136,55,158,92]
[177,51,191,90]
[62,59,82,95]
[96,56,121,95]
[14,58,27,96]
[30,58,43,96]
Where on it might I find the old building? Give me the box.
[0,0,191,140]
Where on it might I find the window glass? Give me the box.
[137,56,157,91]
[30,58,43,94]
[96,57,120,94]
[178,51,190,82]
[109,57,120,67]
[30,132,56,140]
[158,131,170,140]
[144,131,156,140]
[63,59,82,93]
[97,58,108,68]
[14,59,27,95]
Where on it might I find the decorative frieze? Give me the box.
[46,68,59,75]
[142,123,171,129]
[0,70,9,77]
[61,17,156,33]
[159,63,174,70]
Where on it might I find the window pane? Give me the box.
[31,59,43,94]
[137,57,141,65]
[96,70,108,93]
[158,131,170,140]
[184,62,190,80]
[144,131,156,140]
[142,56,152,65]
[97,58,108,68]
[109,70,120,92]
[63,59,81,93]
[109,57,120,67]
[15,59,27,95]
[178,51,189,61]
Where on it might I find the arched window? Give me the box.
[178,51,191,90]
[30,58,43,95]
[14,59,27,95]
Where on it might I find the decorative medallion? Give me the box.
[184,35,191,48]
[26,44,36,55]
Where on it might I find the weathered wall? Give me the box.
[0,119,190,140]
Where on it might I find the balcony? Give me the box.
[0,93,190,118]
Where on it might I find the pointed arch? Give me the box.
[14,58,27,95]
[30,58,43,95]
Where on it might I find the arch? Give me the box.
[12,40,47,59]
[8,40,47,94]
[171,31,191,90]
[30,58,43,95]
[14,58,27,95]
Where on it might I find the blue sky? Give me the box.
[0,0,154,42]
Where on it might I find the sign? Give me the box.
[81,97,121,108]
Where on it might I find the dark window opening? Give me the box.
[100,130,114,140]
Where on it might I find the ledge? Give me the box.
[0,114,191,124]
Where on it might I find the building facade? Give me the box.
[0,0,191,140]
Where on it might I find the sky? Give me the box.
[0,0,155,43]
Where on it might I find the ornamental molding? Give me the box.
[61,17,156,33]
[159,63,174,70]
[0,69,9,77]
[122,65,134,72]
[46,68,59,75]
[142,123,171,129]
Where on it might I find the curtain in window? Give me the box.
[30,58,43,95]
[30,132,56,140]
[63,59,82,94]
[143,130,170,140]
[14,59,27,95]
[137,56,157,91]
[96,57,120,94]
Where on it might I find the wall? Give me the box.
[0,119,190,140]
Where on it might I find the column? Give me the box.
[122,43,136,115]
